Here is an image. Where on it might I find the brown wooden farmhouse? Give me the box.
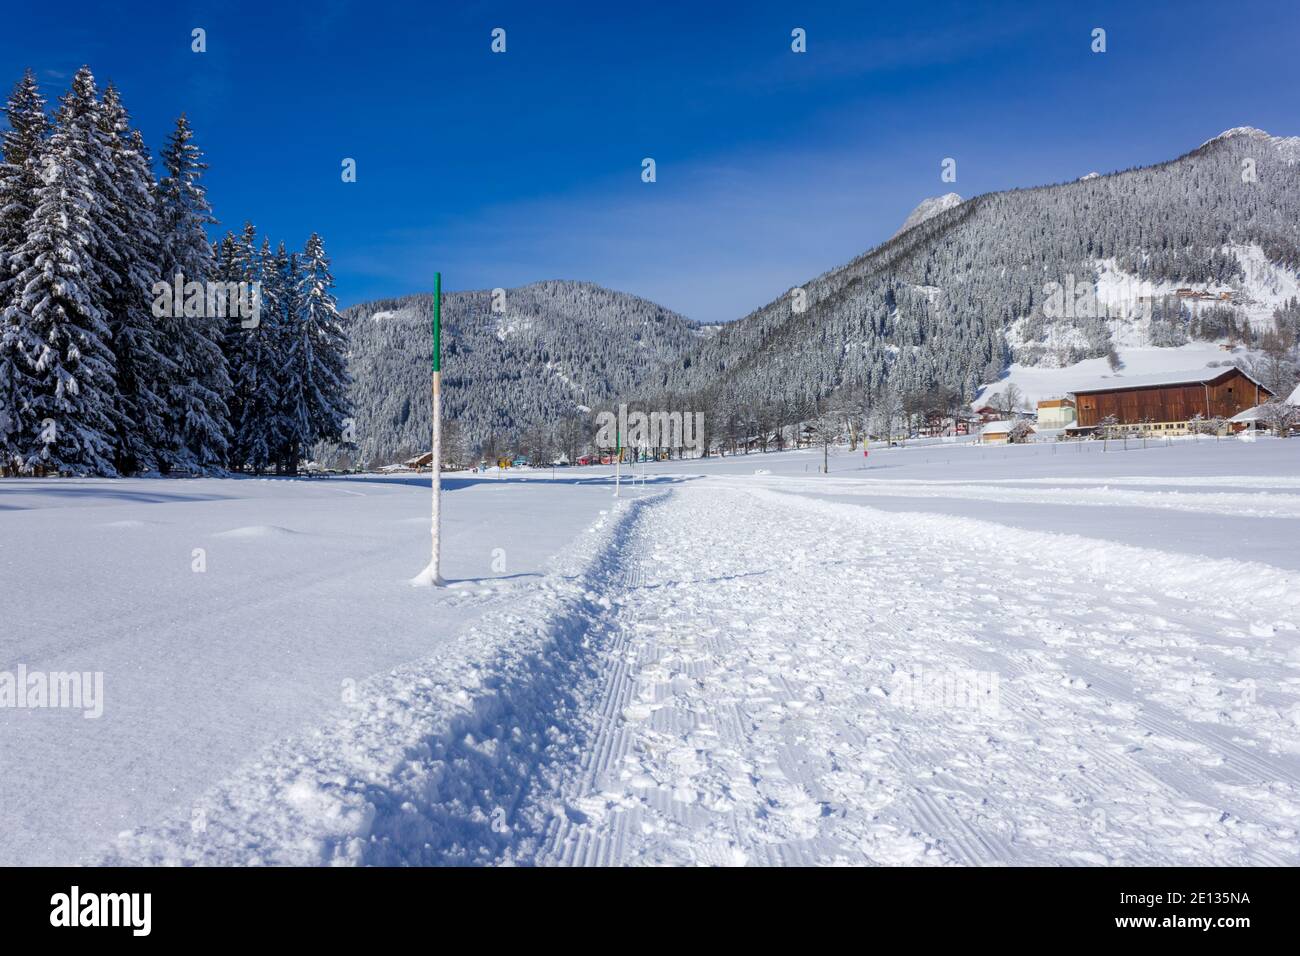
[1071,367,1271,436]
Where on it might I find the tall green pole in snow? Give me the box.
[430,272,444,585]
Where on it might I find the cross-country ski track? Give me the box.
[93,468,1300,867]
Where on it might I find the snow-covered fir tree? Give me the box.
[154,113,230,473]
[0,70,47,473]
[283,232,351,473]
[217,221,257,466]
[9,67,118,475]
[98,83,172,474]
[228,233,280,473]
[267,240,298,472]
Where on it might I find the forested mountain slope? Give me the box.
[657,127,1300,416]
[342,128,1300,463]
[342,280,703,465]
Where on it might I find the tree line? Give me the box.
[0,67,350,477]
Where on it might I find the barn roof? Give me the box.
[1070,366,1269,396]
[1288,383,1300,406]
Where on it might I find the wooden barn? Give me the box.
[1071,368,1271,435]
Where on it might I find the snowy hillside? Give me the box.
[653,125,1300,425]
[339,281,700,466]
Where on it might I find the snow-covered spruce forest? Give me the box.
[342,281,704,468]
[339,129,1299,468]
[0,67,351,477]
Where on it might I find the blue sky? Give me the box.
[2,0,1298,321]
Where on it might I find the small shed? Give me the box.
[1229,405,1266,432]
[980,419,1033,444]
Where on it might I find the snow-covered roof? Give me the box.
[1287,383,1300,406]
[980,419,1025,434]
[1069,367,1268,395]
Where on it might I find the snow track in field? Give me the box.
[501,483,1300,865]
[102,481,1300,866]
[101,498,657,865]
[743,474,1300,519]
[940,475,1300,490]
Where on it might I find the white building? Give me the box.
[1036,398,1076,429]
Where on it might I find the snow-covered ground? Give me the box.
[0,472,625,865]
[3,438,1300,865]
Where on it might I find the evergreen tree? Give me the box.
[155,114,230,472]
[283,232,351,473]
[98,83,171,474]
[10,67,118,474]
[230,235,282,474]
[217,223,255,467]
[0,70,47,472]
[267,240,298,472]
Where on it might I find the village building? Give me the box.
[1228,405,1269,433]
[1036,397,1076,429]
[1230,382,1300,435]
[1069,367,1271,436]
[980,419,1034,444]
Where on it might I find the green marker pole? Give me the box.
[430,272,444,585]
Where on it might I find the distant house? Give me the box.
[1230,382,1300,435]
[980,420,1033,444]
[1036,398,1076,429]
[1181,288,1233,299]
[1070,367,1271,436]
[404,452,433,470]
[948,412,980,436]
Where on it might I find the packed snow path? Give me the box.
[103,476,1300,866]
[507,482,1300,865]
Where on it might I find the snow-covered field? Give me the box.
[3,437,1300,865]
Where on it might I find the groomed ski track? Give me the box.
[103,478,1300,866]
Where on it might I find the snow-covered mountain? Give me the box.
[340,281,701,466]
[1198,126,1300,163]
[891,192,963,238]
[652,126,1300,423]
[342,128,1299,459]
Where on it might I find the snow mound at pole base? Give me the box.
[409,561,444,587]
